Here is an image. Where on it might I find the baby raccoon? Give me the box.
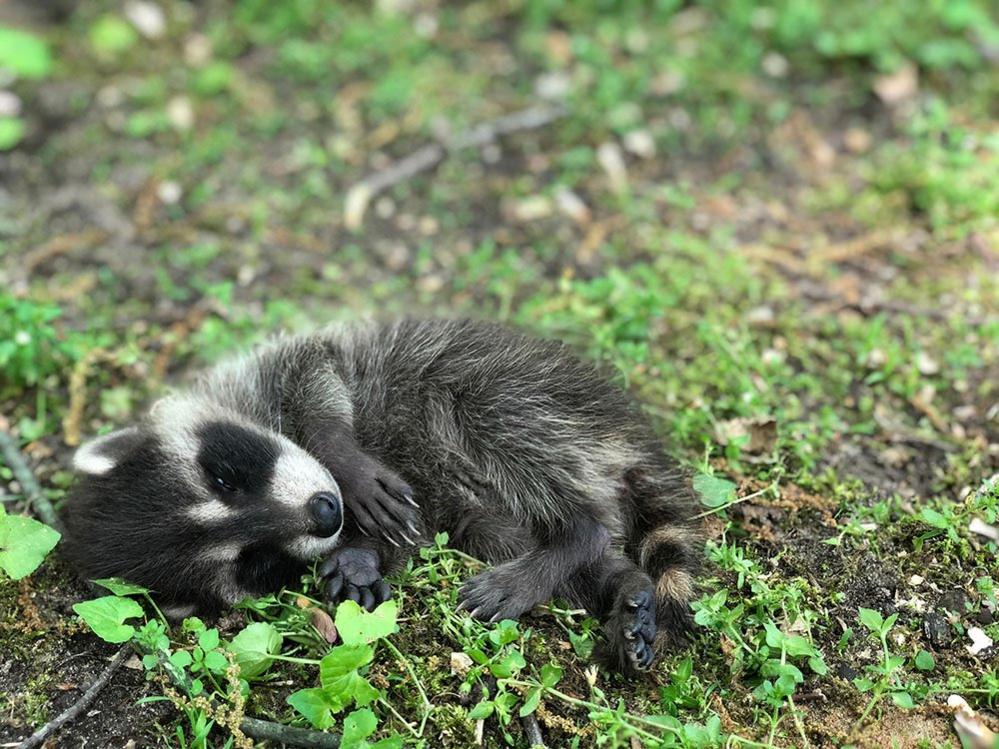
[63,319,701,672]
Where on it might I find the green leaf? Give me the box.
[0,27,52,79]
[467,701,494,720]
[891,691,915,708]
[693,473,736,509]
[518,688,542,717]
[89,15,138,58]
[0,117,25,151]
[287,687,334,730]
[92,577,149,596]
[335,599,398,645]
[170,650,193,669]
[763,620,784,648]
[203,650,229,673]
[808,655,828,675]
[857,608,884,633]
[914,650,935,671]
[919,508,949,529]
[319,645,379,710]
[784,634,815,657]
[540,663,563,688]
[489,649,526,678]
[227,622,282,679]
[198,629,220,651]
[73,595,144,643]
[341,708,378,749]
[0,506,61,579]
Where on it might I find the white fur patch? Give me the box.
[73,450,117,476]
[271,450,340,509]
[73,427,142,476]
[186,499,238,523]
[285,533,342,561]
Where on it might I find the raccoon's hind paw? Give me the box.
[602,587,658,674]
[457,564,547,623]
[319,548,391,612]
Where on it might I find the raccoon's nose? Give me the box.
[309,492,343,537]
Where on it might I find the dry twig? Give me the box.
[521,713,547,748]
[344,103,567,229]
[0,430,60,530]
[16,645,130,749]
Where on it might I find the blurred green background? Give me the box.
[0,0,997,746]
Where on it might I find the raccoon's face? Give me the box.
[63,395,344,608]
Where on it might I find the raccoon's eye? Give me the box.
[212,475,237,493]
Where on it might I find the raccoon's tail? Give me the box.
[626,463,702,639]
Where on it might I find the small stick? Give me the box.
[521,713,547,748]
[239,717,341,748]
[344,103,567,229]
[16,645,130,749]
[0,430,61,531]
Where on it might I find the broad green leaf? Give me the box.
[808,655,828,675]
[919,508,949,529]
[0,118,25,151]
[0,506,61,579]
[198,629,220,651]
[227,622,282,679]
[857,608,883,633]
[89,15,138,58]
[341,708,378,749]
[170,650,193,668]
[467,701,494,720]
[891,691,915,708]
[73,595,144,643]
[489,649,526,678]
[335,599,398,645]
[784,634,815,657]
[203,650,229,673]
[540,663,563,688]
[287,687,334,730]
[693,474,736,509]
[92,577,149,596]
[518,688,542,717]
[763,621,783,648]
[319,645,378,710]
[0,28,51,79]
[914,650,935,671]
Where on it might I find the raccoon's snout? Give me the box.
[309,492,343,537]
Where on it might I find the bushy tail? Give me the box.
[626,463,702,640]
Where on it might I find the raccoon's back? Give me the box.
[330,320,657,524]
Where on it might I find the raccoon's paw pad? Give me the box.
[620,589,658,671]
[319,548,390,612]
[457,567,542,623]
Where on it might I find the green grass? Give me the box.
[1,0,997,746]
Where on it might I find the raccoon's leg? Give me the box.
[457,515,611,623]
[299,420,424,547]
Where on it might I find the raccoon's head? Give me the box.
[62,394,343,612]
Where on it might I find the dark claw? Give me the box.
[360,586,375,611]
[346,584,361,604]
[375,579,391,603]
[326,573,345,601]
[319,557,339,578]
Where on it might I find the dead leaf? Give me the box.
[310,608,338,644]
[450,651,473,676]
[874,62,919,105]
[715,417,778,454]
[969,518,999,541]
[949,694,997,749]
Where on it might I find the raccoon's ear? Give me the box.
[73,427,144,476]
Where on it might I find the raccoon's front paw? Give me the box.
[457,564,547,623]
[319,548,390,612]
[342,468,423,548]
